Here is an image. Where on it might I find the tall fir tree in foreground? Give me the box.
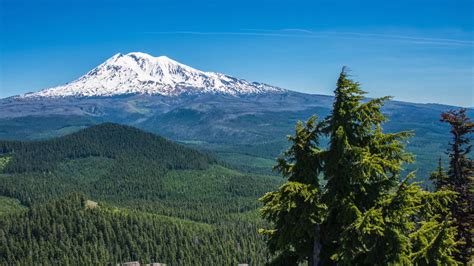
[319,68,458,265]
[438,109,473,263]
[319,67,414,264]
[261,67,460,265]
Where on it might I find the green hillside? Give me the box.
[0,123,282,264]
[0,122,215,174]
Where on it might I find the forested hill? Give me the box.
[0,123,215,173]
[0,123,279,222]
[0,123,279,264]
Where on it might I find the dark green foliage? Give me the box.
[320,68,417,264]
[260,68,460,265]
[0,194,270,265]
[0,79,466,264]
[430,158,449,191]
[322,70,459,265]
[0,124,283,264]
[260,116,326,265]
[0,196,27,216]
[336,174,458,265]
[0,160,280,222]
[439,109,474,263]
[0,123,215,174]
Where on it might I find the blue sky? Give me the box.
[0,0,473,106]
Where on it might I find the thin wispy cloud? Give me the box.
[242,28,474,47]
[320,31,473,46]
[145,29,473,47]
[142,31,299,38]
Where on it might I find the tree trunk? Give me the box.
[310,224,321,266]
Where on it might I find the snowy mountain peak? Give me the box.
[25,52,286,98]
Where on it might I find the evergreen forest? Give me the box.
[0,71,472,265]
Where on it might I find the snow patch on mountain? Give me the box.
[24,52,286,98]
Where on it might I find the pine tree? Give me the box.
[259,116,326,265]
[335,173,459,265]
[440,109,474,263]
[260,67,460,265]
[319,67,414,264]
[321,69,461,265]
[430,158,449,190]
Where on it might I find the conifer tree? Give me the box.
[320,69,460,265]
[319,67,414,264]
[430,158,449,190]
[259,116,326,265]
[440,109,473,263]
[261,67,460,265]
[335,173,458,265]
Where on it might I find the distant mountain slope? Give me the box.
[21,52,285,98]
[1,93,471,181]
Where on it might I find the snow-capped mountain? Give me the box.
[24,52,286,98]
